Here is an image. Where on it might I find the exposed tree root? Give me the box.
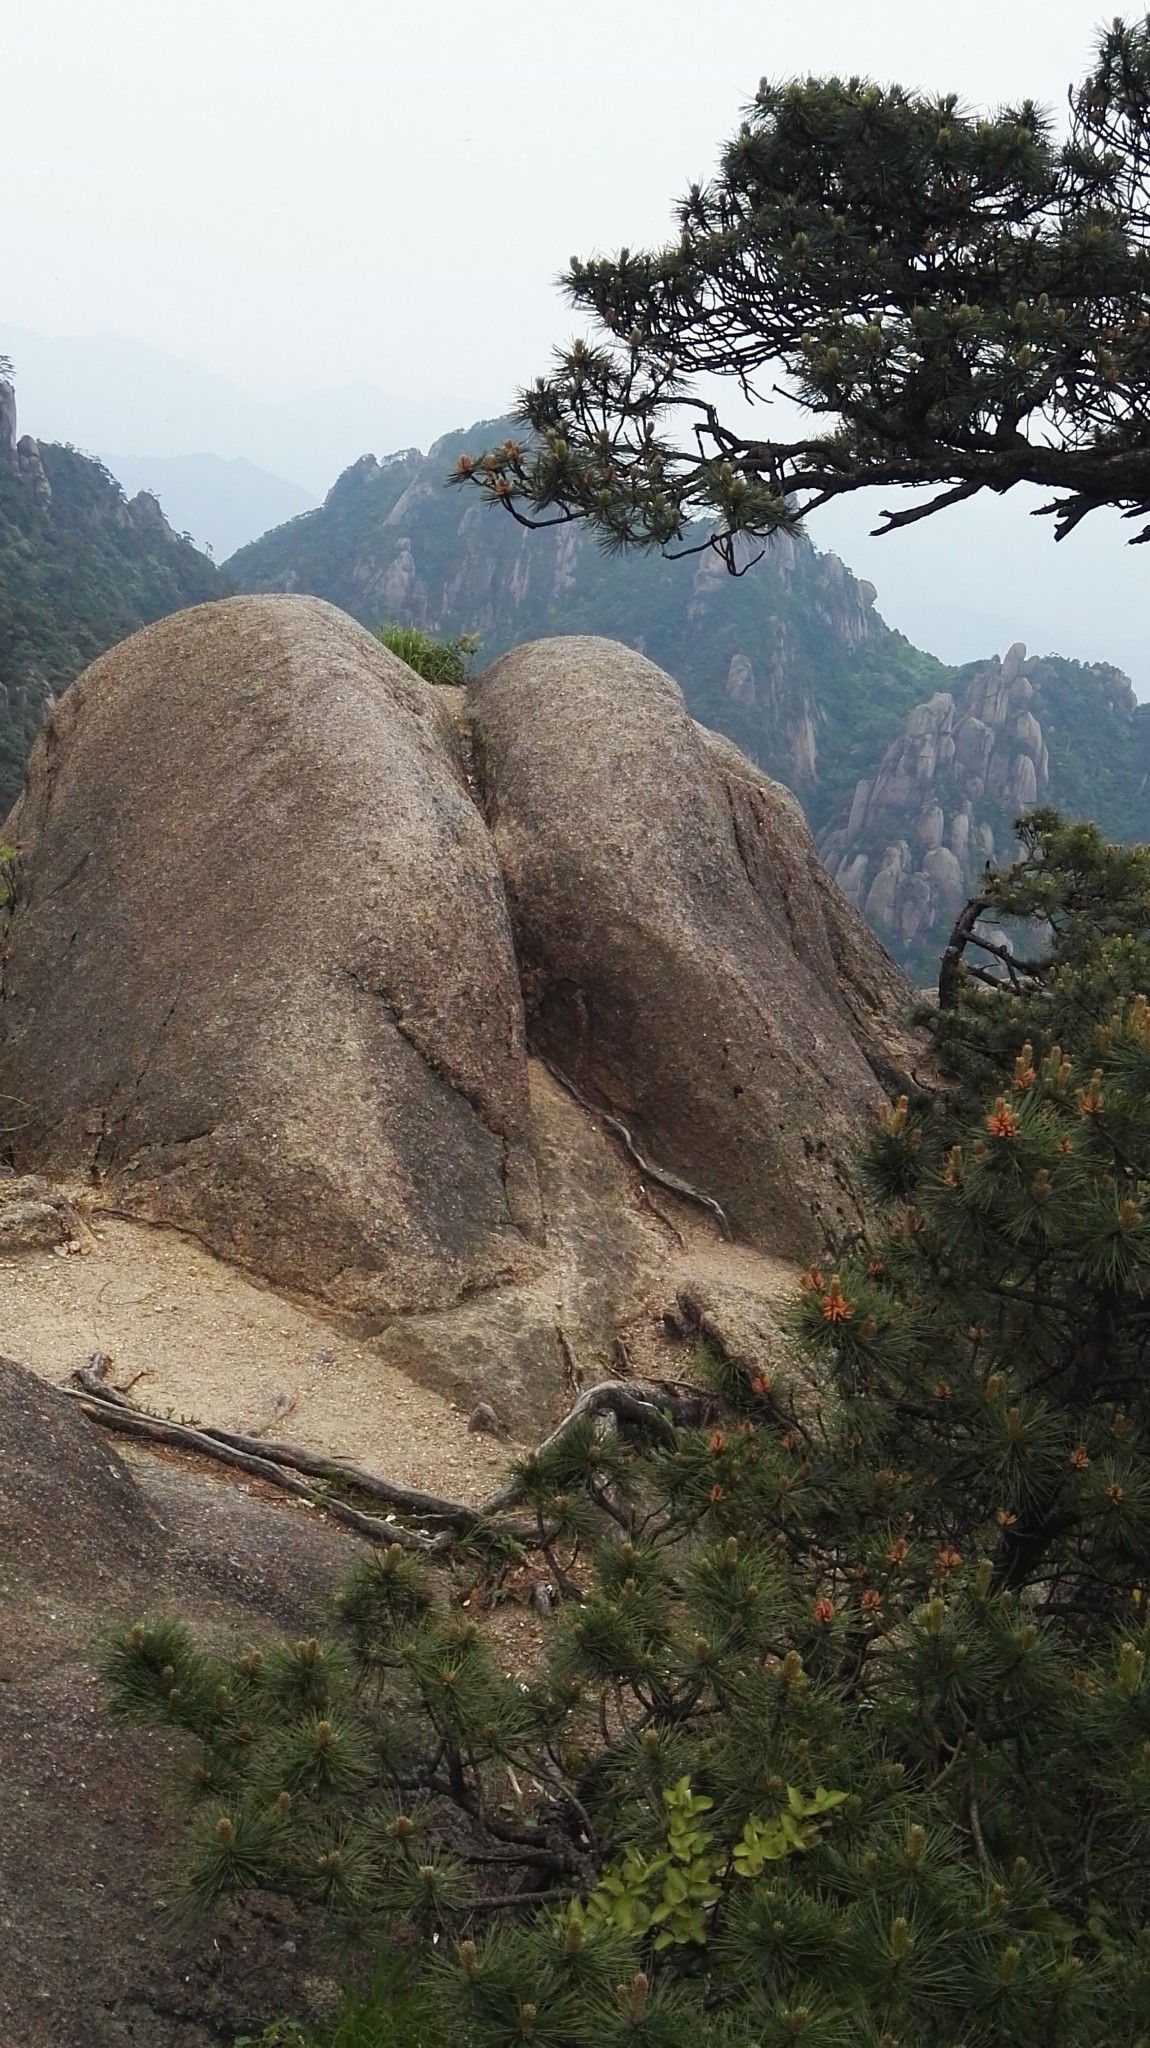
[65,1355,716,1554]
[541,1055,733,1238]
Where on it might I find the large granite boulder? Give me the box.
[0,602,927,1338]
[472,636,923,1259]
[0,595,542,1314]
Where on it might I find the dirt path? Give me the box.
[0,1096,800,1510]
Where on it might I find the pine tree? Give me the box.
[934,807,1150,1098]
[105,818,1150,2046]
[455,19,1150,570]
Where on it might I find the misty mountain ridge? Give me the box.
[0,351,1145,981]
[99,452,318,560]
[0,325,464,497]
[0,377,221,806]
[7,321,1148,695]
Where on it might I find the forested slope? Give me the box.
[0,377,221,811]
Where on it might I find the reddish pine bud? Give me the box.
[1076,1070,1105,1116]
[986,1098,1020,1140]
[1012,1043,1037,1091]
[822,1276,855,1323]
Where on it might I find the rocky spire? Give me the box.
[0,378,18,468]
[818,643,1054,971]
[0,378,52,502]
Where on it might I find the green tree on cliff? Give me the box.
[458,18,1150,571]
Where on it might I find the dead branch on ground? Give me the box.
[65,1355,716,1555]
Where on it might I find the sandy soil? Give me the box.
[0,1116,799,1510]
[0,1204,518,1499]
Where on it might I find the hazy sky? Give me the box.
[4,0,1124,401]
[5,0,1148,691]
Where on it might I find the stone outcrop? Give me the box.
[0,1174,79,1251]
[0,378,51,503]
[0,601,927,1405]
[819,643,1060,972]
[0,1350,163,1596]
[16,433,51,505]
[473,635,922,1260]
[0,1350,360,2048]
[0,596,543,1316]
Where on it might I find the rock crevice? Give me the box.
[470,634,922,1262]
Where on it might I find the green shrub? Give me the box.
[378,623,479,686]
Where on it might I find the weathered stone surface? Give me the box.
[969,667,1012,727]
[0,595,543,1316]
[1001,639,1027,686]
[864,843,909,934]
[899,871,934,944]
[922,844,968,918]
[472,635,923,1261]
[0,604,934,1418]
[835,850,869,910]
[846,779,871,841]
[917,801,945,852]
[1015,709,1044,760]
[0,1174,78,1250]
[370,1057,670,1433]
[0,1351,362,2048]
[0,1352,163,1595]
[954,714,996,778]
[725,652,755,705]
[1011,752,1039,806]
[0,378,17,464]
[17,433,51,505]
